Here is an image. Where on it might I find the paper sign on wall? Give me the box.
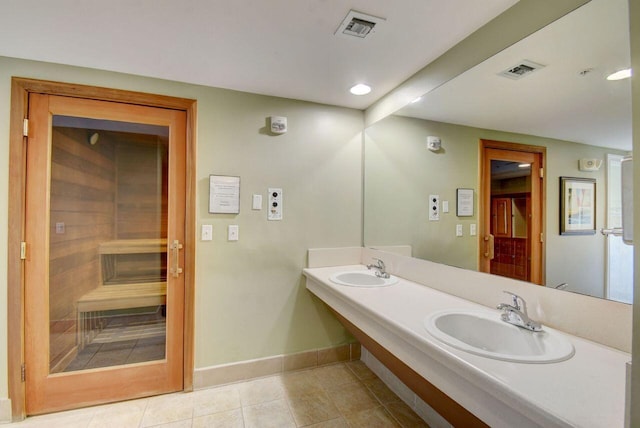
[456,188,474,217]
[209,175,240,214]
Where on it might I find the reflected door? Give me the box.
[606,154,633,303]
[480,143,544,285]
[24,94,186,414]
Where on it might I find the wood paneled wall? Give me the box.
[49,128,168,371]
[113,137,168,282]
[115,137,168,240]
[49,127,116,371]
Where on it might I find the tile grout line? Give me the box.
[345,360,412,428]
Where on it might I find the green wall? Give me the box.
[0,56,364,398]
[364,115,626,297]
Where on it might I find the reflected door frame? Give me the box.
[479,139,546,285]
[605,153,633,302]
[7,78,196,420]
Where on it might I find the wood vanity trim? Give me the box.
[330,309,489,428]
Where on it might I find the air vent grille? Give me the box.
[499,60,545,80]
[335,10,385,39]
[344,18,376,38]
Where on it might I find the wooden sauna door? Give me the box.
[24,94,186,414]
[479,141,545,285]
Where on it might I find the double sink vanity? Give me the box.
[303,247,630,427]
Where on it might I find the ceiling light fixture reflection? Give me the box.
[518,163,531,168]
[606,68,632,81]
[349,83,372,95]
[411,96,422,103]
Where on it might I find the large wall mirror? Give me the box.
[364,0,633,303]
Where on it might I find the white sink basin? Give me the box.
[424,310,574,363]
[329,270,398,287]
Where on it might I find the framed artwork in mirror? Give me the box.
[560,177,596,235]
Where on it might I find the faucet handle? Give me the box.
[502,291,524,311]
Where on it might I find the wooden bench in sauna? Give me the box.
[76,238,167,348]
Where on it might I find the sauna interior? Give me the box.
[49,117,169,373]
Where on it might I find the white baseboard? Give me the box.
[0,398,11,424]
[194,343,360,389]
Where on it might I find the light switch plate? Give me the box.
[470,224,477,236]
[442,200,449,213]
[252,194,263,210]
[456,224,463,237]
[228,225,239,241]
[201,224,213,241]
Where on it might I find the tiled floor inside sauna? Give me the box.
[9,361,429,427]
[65,311,166,372]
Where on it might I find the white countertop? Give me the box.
[304,265,629,428]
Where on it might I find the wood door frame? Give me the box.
[478,139,546,285]
[8,78,197,420]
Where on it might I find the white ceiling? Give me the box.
[0,0,517,110]
[396,0,633,150]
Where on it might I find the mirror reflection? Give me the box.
[363,0,633,303]
[490,161,531,282]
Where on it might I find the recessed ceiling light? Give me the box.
[411,96,422,103]
[350,84,372,95]
[607,68,632,81]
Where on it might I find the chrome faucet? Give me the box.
[366,258,390,279]
[497,291,542,332]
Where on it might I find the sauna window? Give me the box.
[49,116,170,373]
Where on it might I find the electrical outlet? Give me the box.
[429,195,439,221]
[55,222,65,234]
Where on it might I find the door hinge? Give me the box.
[539,167,544,178]
[21,364,25,382]
[20,242,27,260]
[540,232,544,243]
[22,118,29,137]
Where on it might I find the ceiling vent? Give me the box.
[498,60,545,80]
[335,10,385,39]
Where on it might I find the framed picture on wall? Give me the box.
[559,177,596,235]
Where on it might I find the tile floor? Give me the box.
[65,311,166,372]
[7,361,429,427]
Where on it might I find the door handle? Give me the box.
[484,234,495,260]
[600,228,623,237]
[170,240,183,278]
